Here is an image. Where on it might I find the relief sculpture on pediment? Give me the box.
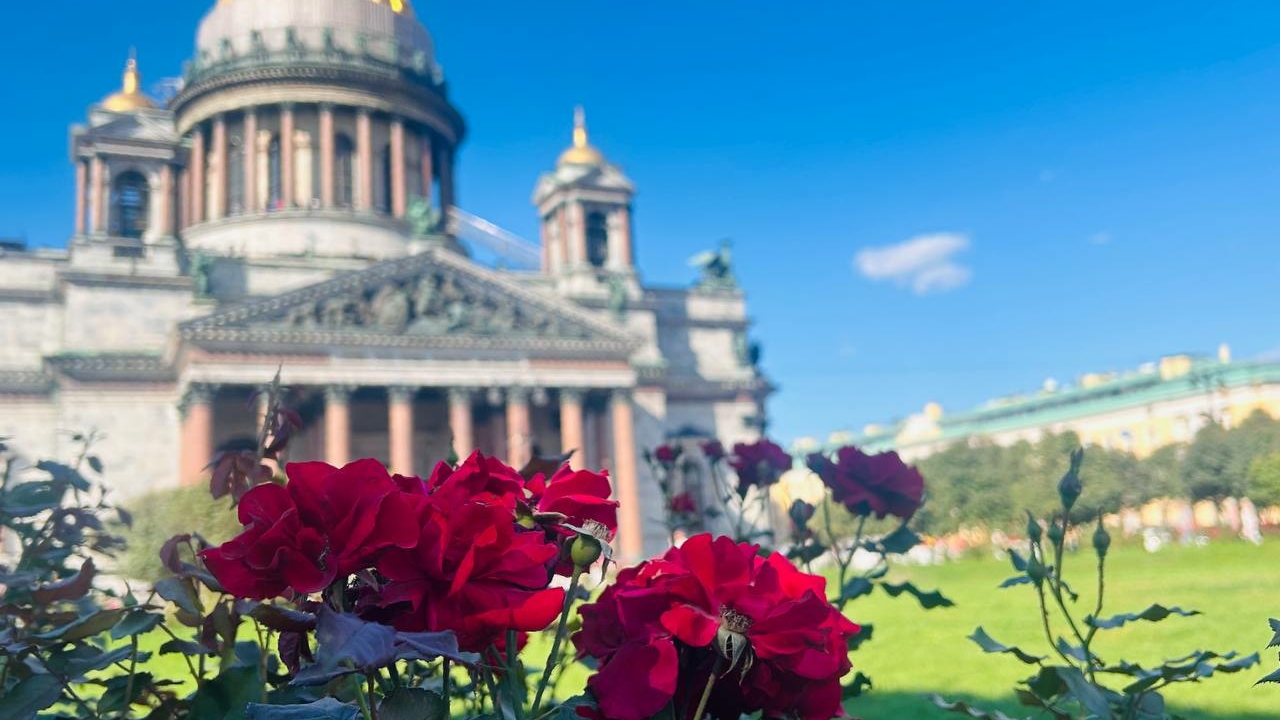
[273,270,586,339]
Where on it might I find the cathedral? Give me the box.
[0,0,770,558]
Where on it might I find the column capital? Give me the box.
[318,101,336,112]
[447,387,476,404]
[560,387,588,404]
[179,383,219,416]
[387,385,417,404]
[610,387,635,404]
[324,384,356,404]
[243,105,258,117]
[506,386,530,405]
[356,106,372,118]
[485,386,505,407]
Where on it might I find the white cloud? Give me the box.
[853,232,973,295]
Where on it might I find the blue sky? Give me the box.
[3,1,1280,443]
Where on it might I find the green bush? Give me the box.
[117,484,242,581]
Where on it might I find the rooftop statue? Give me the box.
[406,198,442,237]
[689,239,737,290]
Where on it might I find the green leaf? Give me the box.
[1257,667,1280,685]
[1268,618,1280,649]
[245,699,360,720]
[2,673,63,720]
[539,696,597,720]
[928,694,1028,720]
[35,608,126,643]
[31,557,96,604]
[1086,604,1200,630]
[842,672,872,699]
[846,623,874,652]
[1054,666,1112,719]
[879,524,922,554]
[379,688,448,720]
[840,577,874,603]
[2,481,61,517]
[880,581,955,609]
[999,576,1033,590]
[154,576,203,617]
[967,627,1044,665]
[250,604,317,633]
[35,460,91,492]
[188,665,263,720]
[43,644,136,681]
[1054,637,1089,664]
[112,609,163,640]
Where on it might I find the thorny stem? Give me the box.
[690,656,726,720]
[1082,555,1107,684]
[30,652,97,718]
[158,622,200,681]
[1046,515,1091,668]
[367,674,381,720]
[354,675,374,720]
[120,636,139,719]
[532,569,582,714]
[1030,542,1074,667]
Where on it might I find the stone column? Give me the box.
[319,104,335,208]
[178,167,189,230]
[89,155,106,234]
[255,131,271,211]
[179,384,216,487]
[73,160,87,236]
[210,115,227,220]
[190,125,206,224]
[280,104,296,209]
[388,386,416,476]
[294,131,313,207]
[506,387,531,469]
[610,390,643,562]
[618,205,633,267]
[158,164,173,236]
[420,131,434,204]
[356,109,373,211]
[324,385,354,466]
[439,147,455,210]
[559,389,586,465]
[390,117,407,217]
[243,108,258,214]
[448,388,474,458]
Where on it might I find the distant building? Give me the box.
[803,345,1280,461]
[0,0,772,560]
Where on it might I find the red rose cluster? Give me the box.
[201,452,618,652]
[574,534,859,720]
[808,446,924,521]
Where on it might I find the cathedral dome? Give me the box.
[195,0,435,73]
[100,57,156,113]
[557,107,607,168]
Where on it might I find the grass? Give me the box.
[127,540,1279,719]
[844,539,1280,720]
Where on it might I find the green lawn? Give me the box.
[844,540,1280,720]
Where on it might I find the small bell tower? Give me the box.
[533,107,636,286]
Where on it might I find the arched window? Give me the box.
[586,211,609,268]
[111,171,150,239]
[335,134,355,208]
[228,135,245,215]
[376,144,393,214]
[267,135,283,210]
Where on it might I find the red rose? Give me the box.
[653,444,681,465]
[728,440,792,497]
[375,499,565,652]
[810,446,924,521]
[575,534,858,720]
[424,450,527,511]
[700,440,726,462]
[668,491,698,515]
[533,465,619,538]
[201,459,422,599]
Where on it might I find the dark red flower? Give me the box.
[700,440,726,462]
[532,465,619,537]
[653,444,681,465]
[425,450,526,511]
[201,459,422,599]
[728,440,792,498]
[575,534,859,720]
[668,491,698,515]
[810,446,924,521]
[375,499,565,652]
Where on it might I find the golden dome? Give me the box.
[101,55,156,113]
[557,106,607,168]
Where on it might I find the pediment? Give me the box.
[179,248,637,358]
[87,113,177,144]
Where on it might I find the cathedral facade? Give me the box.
[0,0,770,559]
